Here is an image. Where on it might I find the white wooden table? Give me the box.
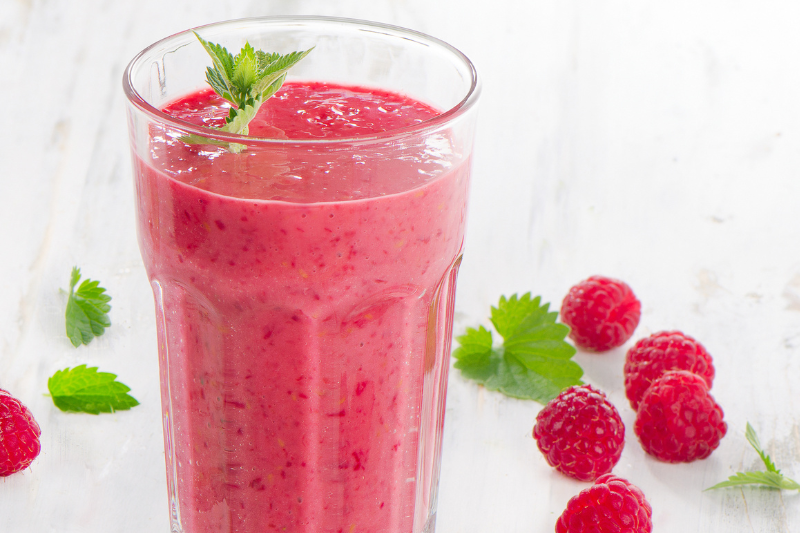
[2,1,800,531]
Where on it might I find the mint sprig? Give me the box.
[48,365,139,414]
[65,267,111,347]
[706,422,800,491]
[452,293,583,403]
[183,32,313,152]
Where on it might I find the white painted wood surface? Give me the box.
[2,0,800,531]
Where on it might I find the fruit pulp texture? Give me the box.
[134,82,469,532]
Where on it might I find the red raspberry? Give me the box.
[556,474,653,533]
[0,388,41,476]
[624,331,714,410]
[560,276,641,352]
[634,371,726,463]
[533,384,625,481]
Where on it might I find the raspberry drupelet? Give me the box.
[624,330,715,410]
[0,388,41,476]
[556,474,653,533]
[533,384,625,481]
[634,370,727,463]
[560,276,641,352]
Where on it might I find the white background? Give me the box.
[2,0,800,531]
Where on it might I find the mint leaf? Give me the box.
[453,293,582,403]
[231,42,258,94]
[706,423,800,491]
[452,326,498,383]
[251,49,312,97]
[184,32,313,149]
[194,33,236,100]
[745,421,780,474]
[65,267,111,347]
[706,472,800,491]
[48,365,139,414]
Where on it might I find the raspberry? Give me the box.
[0,388,41,476]
[556,474,653,533]
[634,371,726,463]
[533,384,625,481]
[624,331,715,410]
[560,276,641,352]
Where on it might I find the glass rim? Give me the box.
[122,15,481,146]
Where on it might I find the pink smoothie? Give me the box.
[134,83,469,533]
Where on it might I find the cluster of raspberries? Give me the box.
[536,276,727,532]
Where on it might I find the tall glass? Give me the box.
[124,17,479,533]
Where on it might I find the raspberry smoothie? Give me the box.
[134,83,469,532]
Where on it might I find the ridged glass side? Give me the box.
[150,258,462,532]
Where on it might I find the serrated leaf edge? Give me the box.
[65,269,111,347]
[48,365,140,415]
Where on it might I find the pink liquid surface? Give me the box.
[134,83,469,532]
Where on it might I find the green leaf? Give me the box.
[706,472,800,491]
[231,42,259,97]
[453,326,494,357]
[183,33,313,152]
[491,294,552,338]
[453,326,497,382]
[69,267,81,288]
[251,48,314,96]
[453,293,583,403]
[48,365,139,414]
[259,73,287,104]
[706,423,800,491]
[65,267,111,347]
[205,67,234,102]
[746,421,781,474]
[193,31,235,90]
[256,51,281,72]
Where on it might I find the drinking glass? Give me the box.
[123,16,479,533]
